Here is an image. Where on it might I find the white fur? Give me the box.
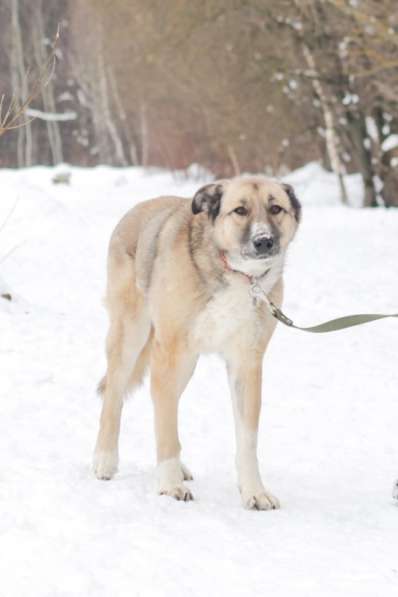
[227,251,285,284]
[393,479,398,500]
[157,457,183,488]
[192,276,256,353]
[93,449,119,480]
[192,254,283,353]
[230,377,280,510]
[250,222,273,238]
[157,457,193,500]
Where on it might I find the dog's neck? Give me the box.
[221,250,285,295]
[220,251,268,282]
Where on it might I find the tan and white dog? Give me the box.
[93,175,301,510]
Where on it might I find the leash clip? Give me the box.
[249,282,266,305]
[250,282,294,326]
[272,306,294,327]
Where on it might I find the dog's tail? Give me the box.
[96,330,153,399]
[97,376,106,396]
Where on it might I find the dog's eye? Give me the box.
[234,206,248,216]
[269,205,283,215]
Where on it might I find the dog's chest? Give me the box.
[191,279,262,353]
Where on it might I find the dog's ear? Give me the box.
[282,183,302,223]
[192,182,225,220]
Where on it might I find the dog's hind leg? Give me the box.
[93,286,151,480]
[150,339,196,500]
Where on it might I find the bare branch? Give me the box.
[0,25,60,137]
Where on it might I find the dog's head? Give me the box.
[192,176,301,273]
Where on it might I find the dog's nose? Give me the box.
[252,235,274,254]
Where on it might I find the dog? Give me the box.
[93,175,301,509]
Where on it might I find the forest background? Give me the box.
[1,0,398,207]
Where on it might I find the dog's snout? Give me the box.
[252,235,274,254]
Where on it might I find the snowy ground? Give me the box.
[1,164,397,597]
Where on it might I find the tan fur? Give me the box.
[93,175,300,508]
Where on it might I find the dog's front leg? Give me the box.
[227,356,280,511]
[151,340,196,501]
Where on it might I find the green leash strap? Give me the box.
[250,283,398,334]
[268,302,398,333]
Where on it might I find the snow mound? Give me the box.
[283,161,363,207]
[382,134,398,152]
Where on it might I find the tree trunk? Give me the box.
[96,30,126,165]
[107,66,139,165]
[302,43,348,205]
[33,1,63,165]
[346,110,378,207]
[10,0,33,166]
[140,103,149,167]
[227,144,240,176]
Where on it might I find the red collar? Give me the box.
[220,251,254,283]
[220,251,271,284]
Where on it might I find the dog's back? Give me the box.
[106,196,186,302]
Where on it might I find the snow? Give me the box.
[283,161,364,207]
[342,93,359,105]
[1,164,398,597]
[365,116,379,143]
[382,134,398,153]
[25,108,78,122]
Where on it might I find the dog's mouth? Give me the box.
[224,248,278,279]
[241,252,274,261]
[240,249,279,262]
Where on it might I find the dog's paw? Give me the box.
[180,461,194,481]
[93,449,118,480]
[157,458,194,501]
[393,479,398,501]
[159,484,194,502]
[241,488,280,511]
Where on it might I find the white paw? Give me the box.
[241,488,280,511]
[157,457,194,501]
[159,484,194,502]
[393,479,398,501]
[93,449,118,480]
[180,461,194,481]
